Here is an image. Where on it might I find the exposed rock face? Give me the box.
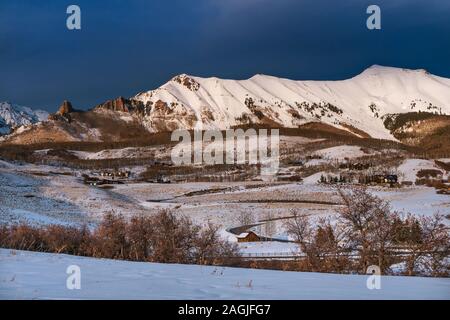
[172,74,200,91]
[57,100,74,115]
[48,100,75,122]
[146,99,198,132]
[94,97,148,115]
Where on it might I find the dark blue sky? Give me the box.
[1,0,449,111]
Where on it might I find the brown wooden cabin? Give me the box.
[236,231,261,243]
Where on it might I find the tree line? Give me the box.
[0,210,239,266]
[284,187,449,276]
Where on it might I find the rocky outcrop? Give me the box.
[94,97,148,116]
[57,100,74,115]
[48,100,75,122]
[172,74,200,91]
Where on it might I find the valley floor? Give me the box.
[1,158,449,253]
[1,249,449,300]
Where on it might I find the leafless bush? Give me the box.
[284,212,350,272]
[42,224,92,255]
[337,186,398,273]
[283,187,449,276]
[127,215,155,261]
[284,211,312,246]
[393,213,450,276]
[311,219,350,272]
[0,210,240,267]
[337,186,449,275]
[195,222,240,266]
[149,210,199,263]
[94,212,129,259]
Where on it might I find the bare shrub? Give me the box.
[419,214,450,276]
[0,210,239,267]
[0,224,43,251]
[127,215,154,261]
[337,186,449,275]
[284,213,350,273]
[393,213,450,276]
[94,212,129,259]
[195,223,240,266]
[337,186,397,273]
[42,225,92,255]
[149,210,199,263]
[283,186,449,275]
[311,219,350,272]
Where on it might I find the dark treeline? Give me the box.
[0,132,174,153]
[2,123,449,171]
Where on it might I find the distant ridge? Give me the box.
[2,65,450,144]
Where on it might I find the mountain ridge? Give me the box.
[2,65,450,145]
[132,65,450,138]
[0,102,48,135]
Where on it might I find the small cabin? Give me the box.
[385,174,398,184]
[236,231,260,243]
[97,170,130,179]
[372,174,398,184]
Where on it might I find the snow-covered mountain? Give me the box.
[3,65,450,145]
[132,65,450,139]
[0,102,48,135]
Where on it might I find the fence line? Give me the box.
[236,248,449,260]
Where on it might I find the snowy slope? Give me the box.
[1,249,449,300]
[0,102,48,135]
[134,66,450,139]
[397,159,448,182]
[313,145,368,160]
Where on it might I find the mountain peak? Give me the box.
[0,101,49,135]
[361,65,430,76]
[171,74,200,91]
[3,65,450,143]
[57,100,74,115]
[248,74,272,80]
[131,65,450,139]
[367,64,387,69]
[361,65,402,74]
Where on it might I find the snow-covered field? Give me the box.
[1,249,449,300]
[0,151,448,301]
[0,164,148,226]
[313,145,369,161]
[397,158,448,182]
[0,138,448,303]
[373,186,450,218]
[1,156,448,234]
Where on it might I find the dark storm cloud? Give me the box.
[0,0,449,111]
